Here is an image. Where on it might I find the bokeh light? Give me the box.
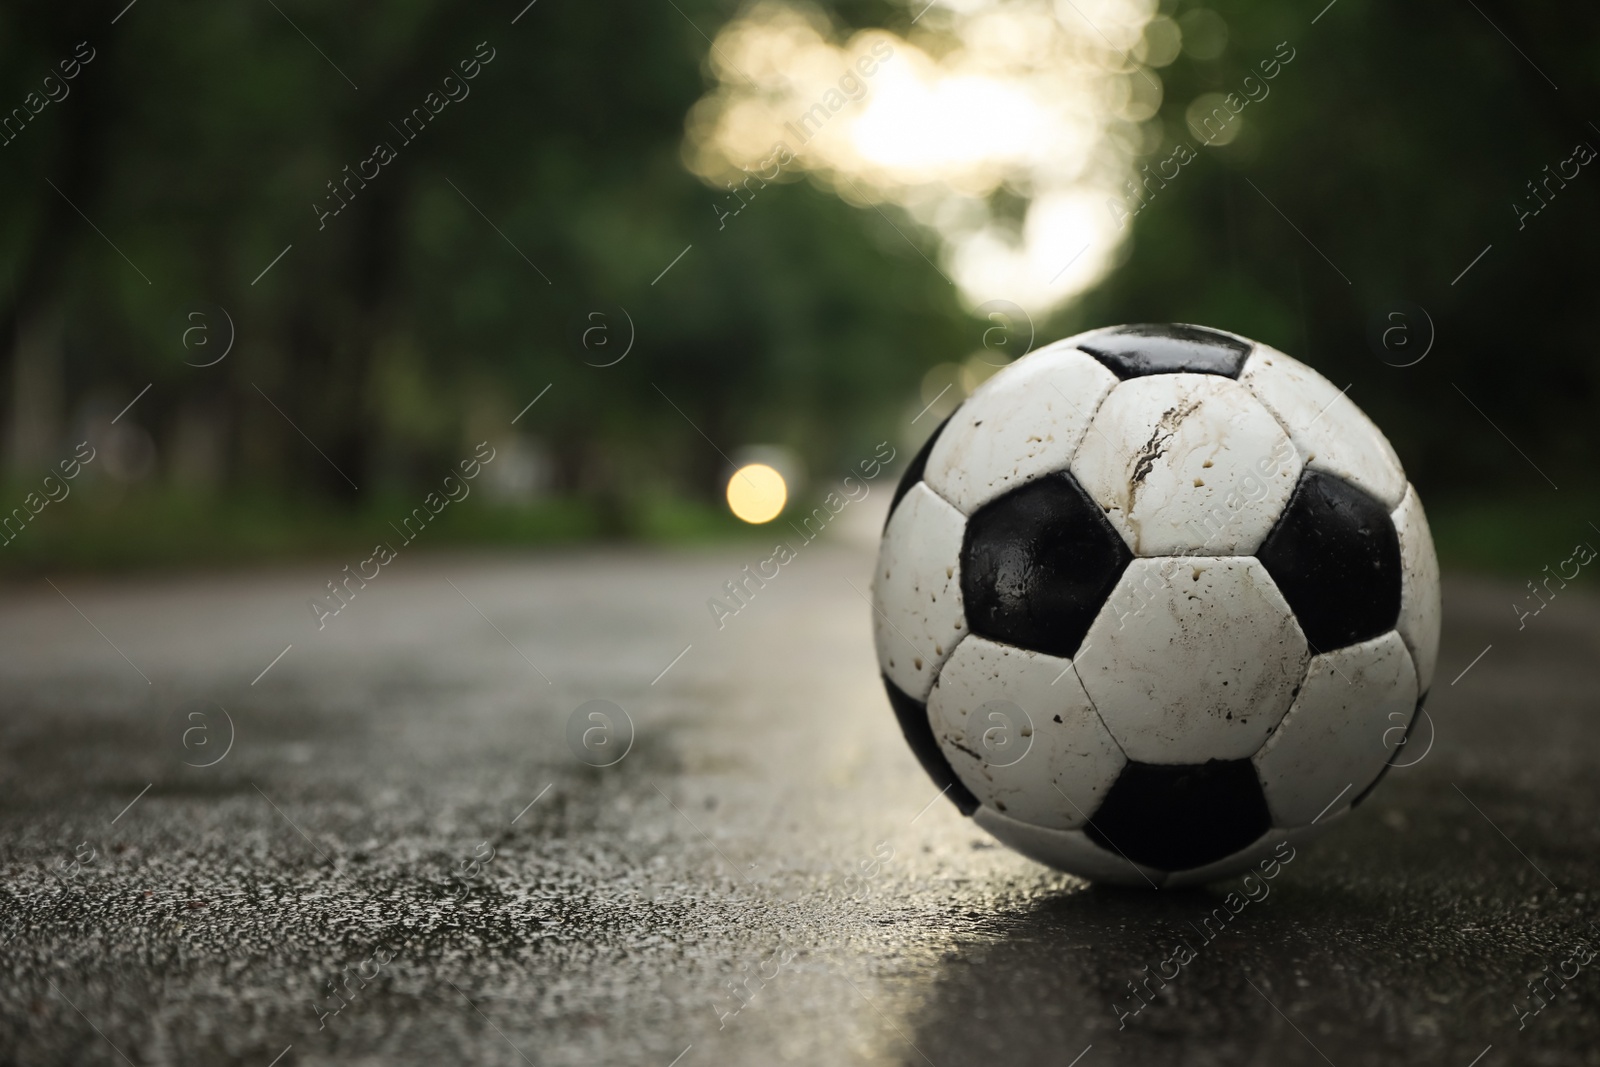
[726,463,789,523]
[684,0,1169,315]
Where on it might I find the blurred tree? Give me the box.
[0,0,968,512]
[1067,0,1598,500]
[0,0,1594,537]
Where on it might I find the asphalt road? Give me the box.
[1,539,1597,1066]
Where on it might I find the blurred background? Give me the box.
[5,8,1598,1063]
[1,0,1593,574]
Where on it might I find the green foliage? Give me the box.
[0,0,1594,572]
[0,483,778,575]
[1072,0,1600,504]
[0,0,970,516]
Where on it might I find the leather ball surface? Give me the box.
[872,323,1440,886]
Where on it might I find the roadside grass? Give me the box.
[0,483,1592,578]
[0,486,768,577]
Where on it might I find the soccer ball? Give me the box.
[872,323,1440,887]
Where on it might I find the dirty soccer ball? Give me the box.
[872,324,1441,886]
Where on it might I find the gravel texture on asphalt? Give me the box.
[1,547,1596,1066]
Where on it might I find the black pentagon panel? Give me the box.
[1352,693,1426,809]
[960,472,1132,659]
[1076,323,1252,379]
[1086,759,1271,871]
[1256,469,1402,654]
[882,675,980,816]
[884,409,959,531]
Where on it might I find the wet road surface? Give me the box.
[1,543,1597,1066]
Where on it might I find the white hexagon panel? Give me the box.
[973,807,1163,888]
[1077,556,1309,764]
[926,636,1125,831]
[1071,374,1302,556]
[1392,485,1442,693]
[1161,823,1338,889]
[1239,344,1407,510]
[871,482,968,701]
[1252,631,1419,828]
[923,342,1119,516]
